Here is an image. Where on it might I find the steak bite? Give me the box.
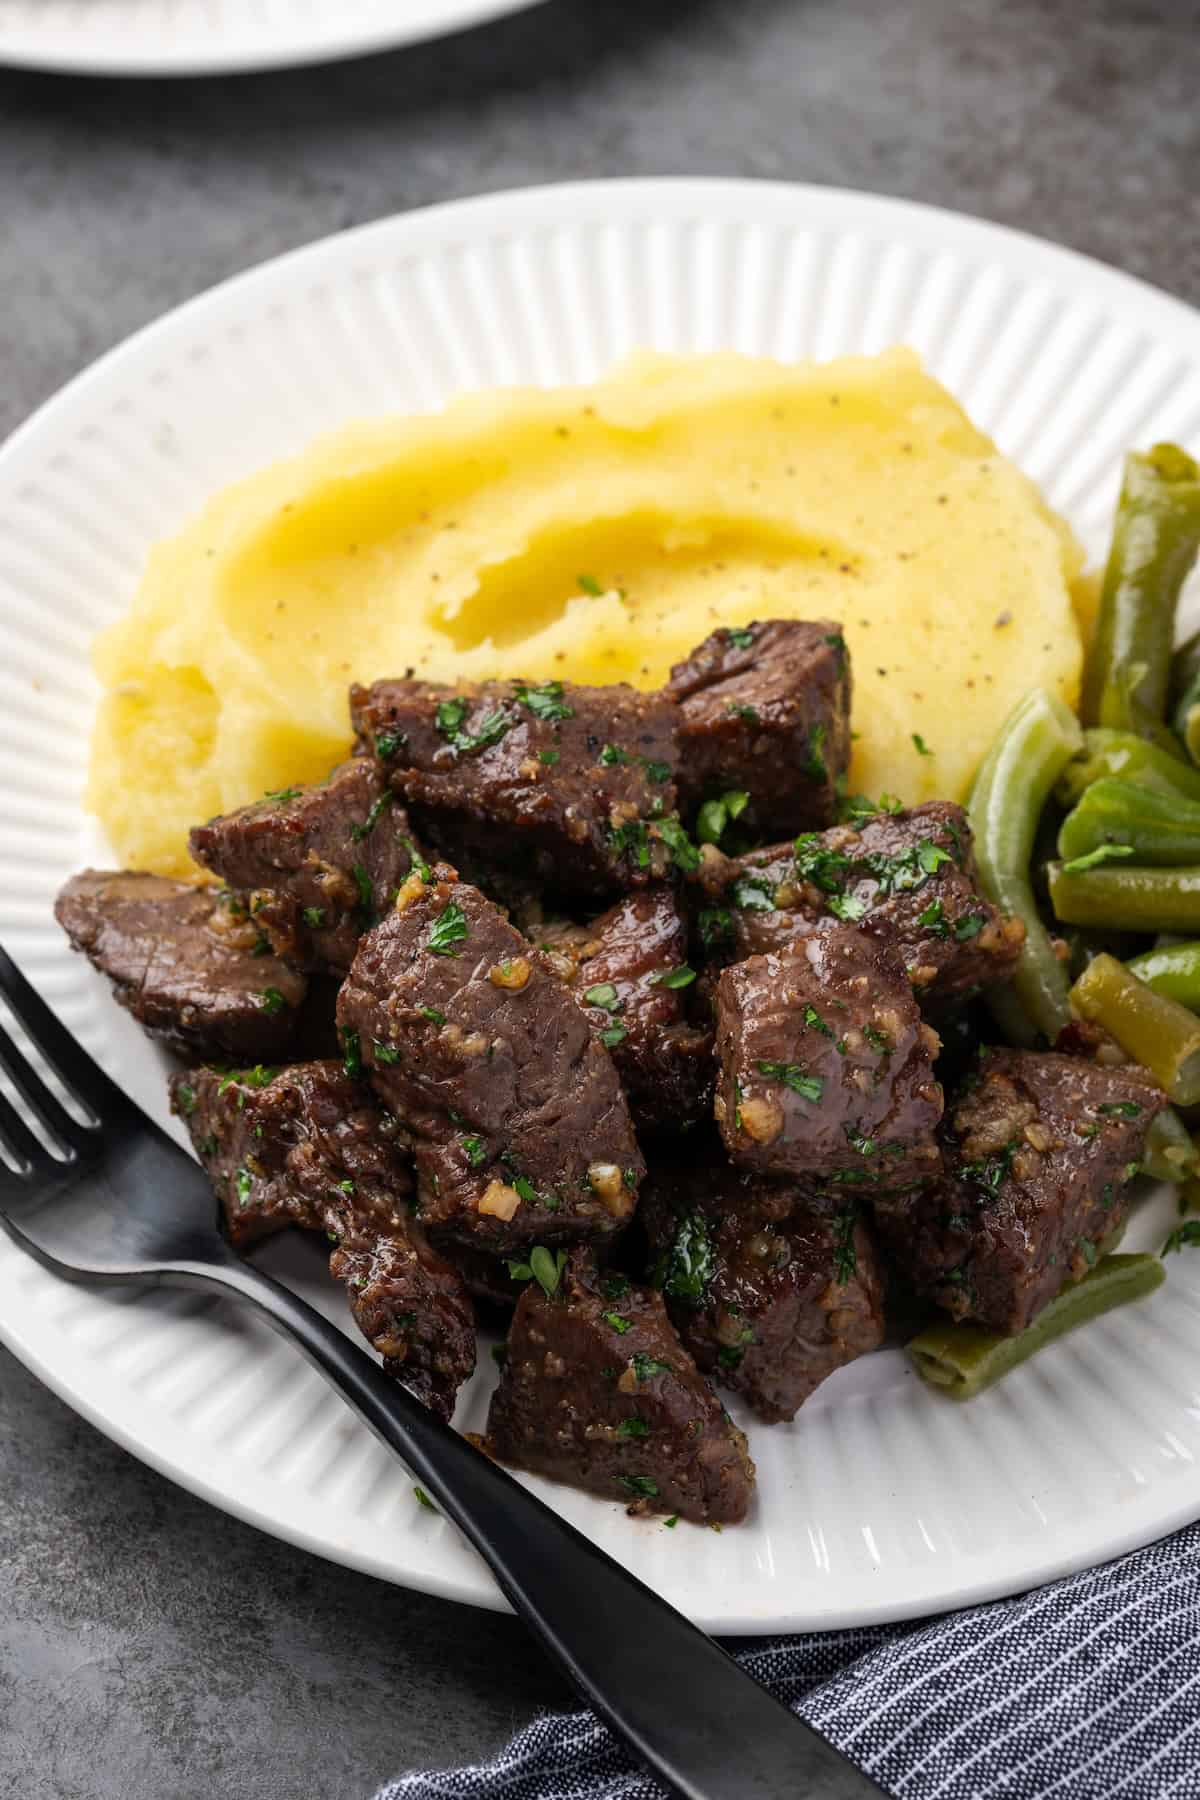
[487,1251,755,1524]
[188,759,422,975]
[350,676,682,901]
[336,867,644,1253]
[873,1048,1167,1336]
[535,886,713,1136]
[170,1061,474,1418]
[55,870,307,1062]
[698,801,1024,1005]
[666,619,850,836]
[713,925,944,1189]
[640,1148,885,1423]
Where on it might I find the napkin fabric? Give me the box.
[374,1521,1200,1800]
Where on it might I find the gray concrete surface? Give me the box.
[1,0,1198,1794]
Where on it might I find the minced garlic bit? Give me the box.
[490,955,532,991]
[588,1162,625,1208]
[478,1179,522,1220]
[394,870,427,913]
[738,1095,783,1143]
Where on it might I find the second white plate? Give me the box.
[3,179,1200,1632]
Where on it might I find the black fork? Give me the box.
[0,944,884,1800]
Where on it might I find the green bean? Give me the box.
[907,1254,1165,1400]
[1056,729,1200,809]
[1049,860,1200,935]
[968,689,1083,1047]
[1069,953,1200,1103]
[1058,777,1200,867]
[1170,629,1200,763]
[1127,940,1200,1010]
[1081,443,1200,734]
[1142,1108,1199,1185]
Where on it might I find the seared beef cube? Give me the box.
[640,1147,884,1421]
[873,1049,1167,1335]
[351,677,681,900]
[699,802,1023,1004]
[536,886,713,1136]
[171,1061,474,1418]
[189,760,421,975]
[713,926,943,1189]
[55,871,306,1062]
[487,1251,755,1524]
[666,619,850,835]
[337,868,644,1253]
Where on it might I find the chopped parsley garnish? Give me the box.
[755,1061,825,1103]
[583,981,621,1012]
[1061,844,1137,875]
[862,1024,891,1054]
[642,759,672,785]
[792,835,854,894]
[218,1064,277,1094]
[418,1005,446,1025]
[435,697,469,737]
[727,627,755,649]
[603,1273,631,1299]
[718,1343,747,1370]
[302,905,326,929]
[372,1040,401,1065]
[263,785,302,804]
[663,1514,679,1529]
[427,900,468,956]
[730,875,775,912]
[443,705,514,756]
[622,1166,638,1190]
[844,1125,876,1157]
[655,816,700,874]
[600,743,632,766]
[917,840,953,876]
[351,863,373,914]
[654,964,696,990]
[699,907,735,950]
[539,749,560,766]
[577,572,604,596]
[833,1209,858,1283]
[608,818,652,870]
[235,1166,253,1208]
[413,1486,438,1513]
[954,911,987,941]
[800,723,827,782]
[600,1024,629,1049]
[1163,1220,1200,1257]
[374,730,406,760]
[696,788,751,846]
[961,1137,1020,1195]
[912,733,934,757]
[514,679,575,723]
[631,1353,673,1380]
[655,1212,714,1305]
[725,701,759,723]
[249,933,272,957]
[404,839,433,884]
[602,1311,634,1335]
[258,987,287,1015]
[617,1417,650,1438]
[197,1134,218,1158]
[175,1083,196,1115]
[529,1244,568,1297]
[839,791,903,823]
[458,1134,486,1166]
[803,1004,832,1038]
[617,1475,659,1498]
[339,1028,363,1079]
[1098,1101,1142,1118]
[917,898,950,938]
[828,894,867,922]
[349,790,393,841]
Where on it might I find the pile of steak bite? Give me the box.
[57,620,1167,1526]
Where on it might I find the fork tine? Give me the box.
[0,944,127,1122]
[0,1083,48,1175]
[0,1016,95,1156]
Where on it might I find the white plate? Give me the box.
[0,0,547,77]
[4,179,1200,1634]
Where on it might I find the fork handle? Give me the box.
[175,1252,883,1800]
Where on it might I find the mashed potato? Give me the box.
[89,348,1086,876]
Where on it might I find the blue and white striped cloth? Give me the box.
[374,1522,1200,1799]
